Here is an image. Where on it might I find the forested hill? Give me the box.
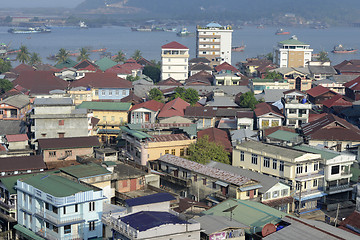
[76,0,360,24]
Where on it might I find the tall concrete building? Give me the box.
[161,41,189,82]
[196,22,233,67]
[274,35,313,68]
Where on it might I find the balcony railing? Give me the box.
[35,208,84,226]
[326,184,352,193]
[161,173,192,187]
[104,215,138,239]
[0,199,15,210]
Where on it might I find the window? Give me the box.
[296,182,302,190]
[53,226,58,233]
[289,109,296,114]
[264,157,270,168]
[45,202,50,210]
[165,150,169,154]
[194,175,197,182]
[53,207,58,214]
[171,149,176,155]
[64,225,71,234]
[89,221,96,231]
[49,151,56,157]
[314,162,319,171]
[212,182,217,189]
[246,191,250,197]
[272,191,279,198]
[103,116,106,121]
[123,90,127,95]
[279,161,284,172]
[46,222,50,229]
[109,91,112,96]
[58,133,65,138]
[65,150,72,156]
[203,178,207,185]
[59,120,64,126]
[63,206,66,214]
[186,148,190,155]
[240,151,244,161]
[296,164,303,174]
[89,201,95,211]
[331,165,340,175]
[111,116,115,121]
[102,90,106,96]
[180,148,184,156]
[0,110,3,115]
[273,159,277,170]
[263,192,270,200]
[251,154,258,165]
[75,204,78,213]
[95,90,99,96]
[281,189,288,196]
[313,179,318,187]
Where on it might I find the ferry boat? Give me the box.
[8,27,51,34]
[332,44,358,54]
[275,28,290,35]
[176,27,193,37]
[232,45,246,52]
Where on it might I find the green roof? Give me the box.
[251,78,286,83]
[120,126,153,139]
[76,101,131,111]
[103,161,117,166]
[267,130,300,142]
[1,175,31,195]
[22,174,94,197]
[60,163,111,179]
[293,144,339,160]
[14,224,45,240]
[351,167,360,182]
[95,57,117,71]
[279,37,308,46]
[54,58,78,69]
[203,199,286,234]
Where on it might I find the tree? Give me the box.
[148,88,164,102]
[113,50,126,63]
[169,87,199,105]
[56,48,69,64]
[143,65,161,83]
[16,45,30,64]
[238,91,258,110]
[29,52,42,66]
[77,47,90,62]
[0,79,13,94]
[316,51,330,62]
[188,135,230,164]
[264,70,283,80]
[126,75,140,82]
[132,49,142,61]
[0,59,12,73]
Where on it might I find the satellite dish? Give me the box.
[262,223,276,237]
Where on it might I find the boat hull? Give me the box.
[332,49,358,54]
[275,32,290,35]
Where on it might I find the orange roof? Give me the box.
[214,62,238,73]
[6,134,28,142]
[70,72,131,89]
[306,85,332,97]
[130,99,164,112]
[197,127,232,152]
[254,102,283,117]
[157,98,190,118]
[322,95,352,108]
[161,41,188,49]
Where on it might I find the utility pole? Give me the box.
[297,181,302,217]
[334,203,340,227]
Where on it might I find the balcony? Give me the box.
[36,227,82,240]
[161,173,192,187]
[35,208,85,226]
[0,198,15,210]
[295,170,324,182]
[326,184,353,194]
[104,216,138,239]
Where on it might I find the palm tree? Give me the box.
[16,45,30,64]
[56,48,69,64]
[132,49,142,61]
[77,47,90,62]
[29,52,42,66]
[113,50,126,63]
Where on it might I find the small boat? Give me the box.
[177,27,193,37]
[131,26,152,32]
[332,44,358,54]
[257,24,264,29]
[79,21,88,29]
[275,28,290,35]
[6,49,21,55]
[164,28,177,32]
[69,52,80,57]
[8,27,51,34]
[232,45,246,52]
[91,48,107,52]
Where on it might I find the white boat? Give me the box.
[79,21,88,29]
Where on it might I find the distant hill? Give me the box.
[75,0,360,24]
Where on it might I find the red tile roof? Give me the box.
[185,70,213,86]
[149,133,190,142]
[130,99,164,112]
[6,134,28,142]
[339,211,360,236]
[12,63,34,74]
[334,60,360,74]
[0,155,46,172]
[306,85,333,97]
[197,127,232,152]
[161,41,188,49]
[38,136,100,149]
[157,77,182,86]
[322,95,352,108]
[12,71,68,95]
[344,76,360,90]
[73,59,99,71]
[120,91,143,104]
[308,113,327,122]
[254,102,283,117]
[214,62,239,73]
[105,60,143,74]
[157,98,190,118]
[70,72,132,89]
[236,111,254,118]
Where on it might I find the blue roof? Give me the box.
[120,211,188,232]
[206,22,222,28]
[125,192,175,207]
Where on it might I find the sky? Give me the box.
[2,0,84,8]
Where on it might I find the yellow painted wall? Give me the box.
[288,50,305,68]
[93,110,128,126]
[147,139,196,161]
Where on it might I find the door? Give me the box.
[130,179,137,191]
[249,190,254,199]
[295,77,301,91]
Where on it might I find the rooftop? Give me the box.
[76,101,131,111]
[125,192,175,207]
[60,163,111,179]
[37,136,100,150]
[161,41,188,50]
[279,36,308,46]
[0,155,45,172]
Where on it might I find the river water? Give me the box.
[0,25,359,66]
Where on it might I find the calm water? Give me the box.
[0,25,359,66]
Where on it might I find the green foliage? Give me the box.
[114,50,126,63]
[258,52,273,62]
[132,49,142,61]
[188,135,230,164]
[143,65,161,83]
[29,52,42,66]
[238,91,258,110]
[148,88,164,102]
[126,75,140,82]
[16,45,30,64]
[0,59,12,73]
[316,51,330,62]
[4,16,12,23]
[0,79,13,94]
[169,87,199,105]
[56,48,69,64]
[77,47,90,62]
[264,70,283,80]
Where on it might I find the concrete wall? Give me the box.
[92,110,128,126]
[42,147,94,162]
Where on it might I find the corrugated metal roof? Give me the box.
[60,163,110,179]
[120,126,153,139]
[125,192,175,207]
[267,130,300,142]
[76,101,131,111]
[195,215,249,235]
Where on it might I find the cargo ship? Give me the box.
[332,44,358,54]
[232,45,246,52]
[275,28,290,35]
[8,27,51,34]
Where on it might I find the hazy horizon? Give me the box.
[3,0,84,8]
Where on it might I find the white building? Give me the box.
[161,41,189,82]
[274,35,313,68]
[281,90,312,128]
[196,22,233,67]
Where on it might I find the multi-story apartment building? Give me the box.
[161,41,189,82]
[30,98,88,140]
[15,173,105,240]
[282,90,311,128]
[274,35,313,68]
[196,22,233,67]
[233,140,325,212]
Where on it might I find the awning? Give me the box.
[13,224,45,240]
[294,192,327,201]
[239,184,263,192]
[215,180,229,187]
